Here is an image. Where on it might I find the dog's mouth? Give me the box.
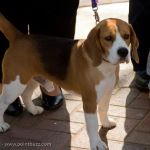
[119,57,129,64]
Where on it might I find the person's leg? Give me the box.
[129,0,150,91]
[28,0,79,110]
[0,30,24,116]
[0,1,28,115]
[0,0,79,112]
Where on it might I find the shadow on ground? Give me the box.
[0,97,71,150]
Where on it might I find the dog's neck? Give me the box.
[103,58,110,63]
[0,13,21,43]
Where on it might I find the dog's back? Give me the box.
[31,35,78,80]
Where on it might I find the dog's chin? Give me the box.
[118,57,129,64]
[107,57,129,65]
[112,58,129,65]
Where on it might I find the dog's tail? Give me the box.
[0,12,22,43]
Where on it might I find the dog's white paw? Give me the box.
[29,106,44,115]
[102,118,116,129]
[0,122,10,132]
[91,140,107,150]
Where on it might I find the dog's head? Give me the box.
[84,18,139,66]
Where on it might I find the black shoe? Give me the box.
[134,71,150,92]
[41,89,64,110]
[5,97,23,116]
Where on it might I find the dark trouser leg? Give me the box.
[0,3,28,116]
[129,0,150,71]
[129,0,150,91]
[0,32,24,115]
[28,0,79,39]
[28,0,79,110]
[0,32,10,82]
[0,0,79,111]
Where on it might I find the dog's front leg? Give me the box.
[84,112,107,150]
[96,74,116,128]
[82,93,107,150]
[98,92,116,128]
[0,76,26,132]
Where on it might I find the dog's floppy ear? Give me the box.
[84,25,104,66]
[129,24,139,63]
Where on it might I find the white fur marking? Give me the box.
[96,62,117,128]
[96,61,116,102]
[2,75,26,101]
[84,113,107,150]
[41,80,54,92]
[107,26,130,64]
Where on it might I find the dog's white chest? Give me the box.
[96,61,117,102]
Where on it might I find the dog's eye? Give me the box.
[123,34,129,40]
[105,36,113,41]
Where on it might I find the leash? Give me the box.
[91,0,100,24]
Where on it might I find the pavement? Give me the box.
[0,2,150,150]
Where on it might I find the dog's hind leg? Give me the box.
[0,75,26,132]
[21,79,44,115]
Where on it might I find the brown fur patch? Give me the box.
[2,36,44,84]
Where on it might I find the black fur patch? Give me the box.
[0,31,9,54]
[32,35,78,80]
[0,31,9,81]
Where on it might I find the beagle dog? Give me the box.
[0,13,139,150]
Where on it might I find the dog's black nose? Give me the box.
[117,47,128,58]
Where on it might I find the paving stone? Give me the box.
[126,131,150,145]
[71,117,139,149]
[0,127,71,150]
[103,117,139,142]
[65,100,82,113]
[108,141,150,150]
[34,119,84,134]
[108,105,148,120]
[129,92,150,110]
[64,93,82,101]
[71,147,87,150]
[77,104,84,112]
[72,104,144,124]
[123,142,150,150]
[108,140,124,150]
[0,137,49,150]
[71,128,90,149]
[70,110,103,125]
[76,88,139,110]
[72,129,125,150]
[70,111,85,124]
[11,111,42,128]
[109,141,150,150]
[110,88,139,107]
[112,85,121,95]
[4,114,19,125]
[135,112,150,133]
[42,100,81,121]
